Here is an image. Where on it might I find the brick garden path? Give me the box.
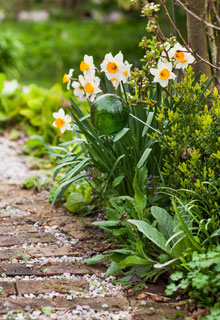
[0,135,187,319]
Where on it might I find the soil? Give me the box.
[0,134,190,319]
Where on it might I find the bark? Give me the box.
[206,0,217,67]
[186,0,212,79]
[216,0,220,87]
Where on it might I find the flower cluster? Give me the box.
[53,51,132,133]
[63,51,132,99]
[150,42,195,87]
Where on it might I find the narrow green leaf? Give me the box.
[142,111,154,137]
[112,175,125,188]
[113,128,130,142]
[137,148,152,168]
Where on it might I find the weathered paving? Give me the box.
[0,136,189,319]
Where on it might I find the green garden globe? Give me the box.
[90,94,128,134]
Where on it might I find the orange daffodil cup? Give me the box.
[100,51,132,88]
[150,61,176,87]
[52,108,72,133]
[62,68,74,90]
[168,43,195,70]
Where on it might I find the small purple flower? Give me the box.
[98,213,102,217]
[154,190,159,195]
[97,217,102,221]
[84,171,88,175]
[147,185,154,189]
[90,177,94,181]
[148,175,153,180]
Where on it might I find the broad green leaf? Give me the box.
[128,219,172,255]
[151,206,174,239]
[113,128,130,142]
[137,148,152,168]
[171,236,190,257]
[30,115,42,126]
[65,192,85,212]
[0,73,6,93]
[112,175,125,188]
[20,108,35,119]
[118,255,153,268]
[105,261,121,277]
[113,228,127,236]
[27,97,44,110]
[0,112,8,121]
[133,167,148,220]
[84,254,105,265]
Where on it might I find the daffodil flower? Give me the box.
[110,60,132,89]
[80,55,95,77]
[52,108,72,133]
[100,51,125,81]
[169,43,195,70]
[150,62,176,87]
[63,68,74,90]
[79,75,102,101]
[121,60,132,83]
[72,79,86,101]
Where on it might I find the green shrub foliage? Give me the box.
[152,67,220,213]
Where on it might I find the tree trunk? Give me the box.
[186,0,212,79]
[216,0,220,87]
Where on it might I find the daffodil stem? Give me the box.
[129,113,162,135]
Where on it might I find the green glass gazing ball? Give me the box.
[90,94,128,134]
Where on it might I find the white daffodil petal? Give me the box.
[65,115,72,122]
[154,75,160,82]
[67,81,71,90]
[160,79,169,87]
[150,68,157,76]
[58,108,65,118]
[115,51,124,64]
[60,126,66,133]
[169,72,176,80]
[53,112,59,119]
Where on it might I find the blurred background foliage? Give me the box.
[0,0,187,87]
